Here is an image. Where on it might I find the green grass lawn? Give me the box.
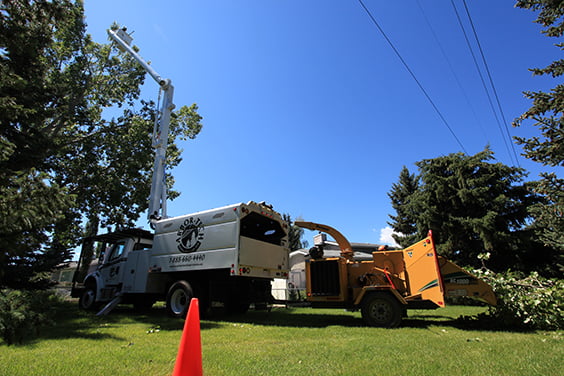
[1,302,562,376]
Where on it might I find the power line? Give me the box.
[461,0,521,167]
[449,0,511,163]
[357,0,467,153]
[416,0,490,144]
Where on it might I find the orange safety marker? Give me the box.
[172,298,202,376]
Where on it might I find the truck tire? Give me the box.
[79,285,99,311]
[166,280,193,318]
[361,293,402,328]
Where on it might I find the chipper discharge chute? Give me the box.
[296,221,496,327]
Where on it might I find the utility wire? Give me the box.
[416,0,490,144]
[449,0,511,163]
[357,0,467,153]
[461,0,521,167]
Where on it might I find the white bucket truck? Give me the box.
[71,27,290,316]
[73,201,289,316]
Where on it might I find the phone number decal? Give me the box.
[169,254,206,265]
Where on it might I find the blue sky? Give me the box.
[84,1,561,246]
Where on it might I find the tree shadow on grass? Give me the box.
[207,308,366,328]
[20,301,530,347]
[4,301,128,347]
[209,306,536,333]
[105,305,223,331]
[5,301,227,347]
[402,311,536,333]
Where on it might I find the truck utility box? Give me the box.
[151,202,289,278]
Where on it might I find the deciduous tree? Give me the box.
[0,0,202,288]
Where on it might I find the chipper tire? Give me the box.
[361,292,403,328]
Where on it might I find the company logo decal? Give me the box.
[177,217,205,253]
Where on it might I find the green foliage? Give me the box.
[0,289,61,345]
[387,149,557,274]
[526,173,564,273]
[469,269,564,330]
[0,0,86,287]
[387,166,420,247]
[283,214,309,251]
[513,0,564,259]
[0,1,203,288]
[0,169,75,289]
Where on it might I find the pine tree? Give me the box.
[387,166,420,247]
[387,149,557,274]
[513,1,564,268]
[413,149,537,269]
[283,214,308,251]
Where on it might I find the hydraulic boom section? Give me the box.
[107,26,175,224]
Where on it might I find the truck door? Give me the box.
[99,240,128,289]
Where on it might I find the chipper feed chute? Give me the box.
[438,257,497,306]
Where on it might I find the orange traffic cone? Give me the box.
[172,298,202,376]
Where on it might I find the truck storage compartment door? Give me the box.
[122,249,150,293]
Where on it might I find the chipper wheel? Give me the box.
[361,292,403,328]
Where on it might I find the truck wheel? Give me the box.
[79,286,98,311]
[361,293,402,328]
[166,280,193,318]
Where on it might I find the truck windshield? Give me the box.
[240,212,286,246]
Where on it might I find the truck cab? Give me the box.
[72,228,154,311]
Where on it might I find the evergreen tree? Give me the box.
[513,0,564,270]
[387,166,420,247]
[283,214,308,251]
[388,149,557,274]
[414,149,538,270]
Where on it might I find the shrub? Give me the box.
[467,270,563,330]
[0,289,61,345]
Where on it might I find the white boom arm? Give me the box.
[107,27,175,224]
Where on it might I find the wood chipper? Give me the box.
[296,221,497,327]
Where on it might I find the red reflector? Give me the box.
[426,239,431,243]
